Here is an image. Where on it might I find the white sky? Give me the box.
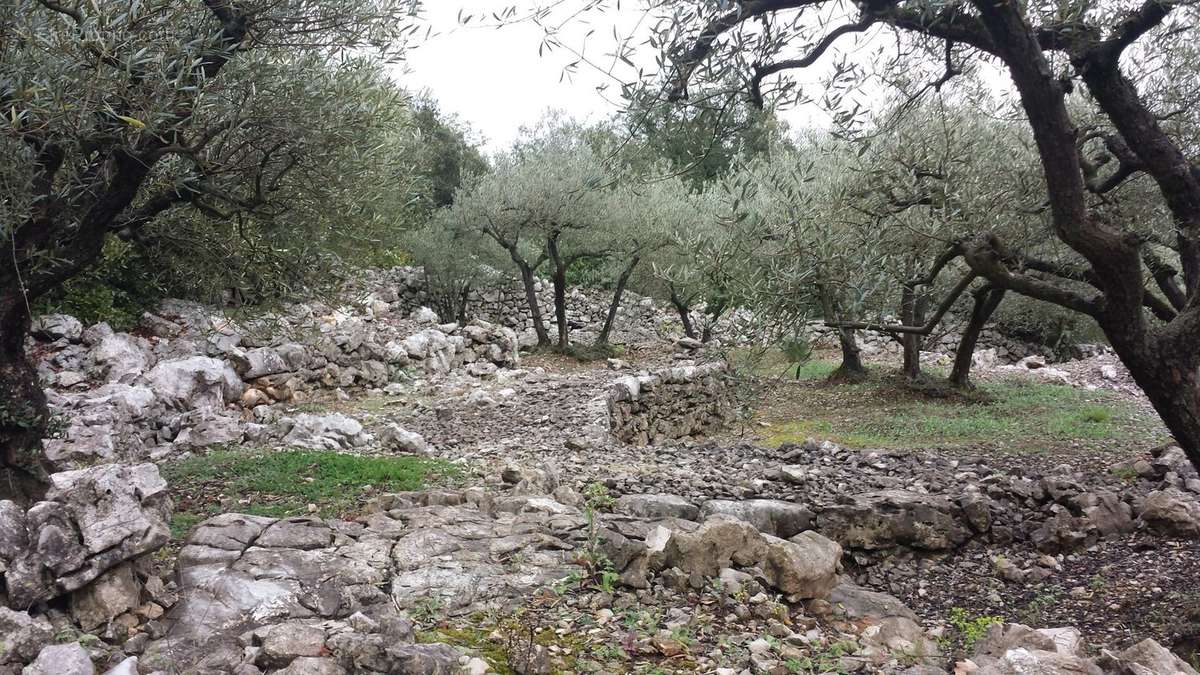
[396,1,643,152]
[394,2,1015,152]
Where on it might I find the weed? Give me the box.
[1020,590,1063,626]
[946,607,1004,652]
[411,595,444,625]
[162,448,459,527]
[757,370,1162,454]
[1110,466,1139,482]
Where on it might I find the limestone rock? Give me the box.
[759,531,842,599]
[0,608,54,665]
[1095,638,1200,675]
[4,463,170,608]
[1140,490,1200,537]
[615,494,699,521]
[280,413,368,451]
[379,424,428,455]
[70,562,141,630]
[816,489,970,551]
[661,515,767,578]
[21,642,94,675]
[141,356,242,412]
[92,332,154,383]
[699,499,814,538]
[230,343,310,380]
[31,314,83,342]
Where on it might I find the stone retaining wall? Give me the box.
[366,267,679,346]
[607,361,733,445]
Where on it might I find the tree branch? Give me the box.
[961,234,1101,316]
[749,17,875,108]
[830,271,977,334]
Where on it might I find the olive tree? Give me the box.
[0,0,424,501]
[438,118,614,349]
[650,0,1200,470]
[591,174,698,346]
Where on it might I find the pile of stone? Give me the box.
[29,287,517,467]
[0,464,179,675]
[959,622,1197,674]
[607,361,733,446]
[365,267,674,347]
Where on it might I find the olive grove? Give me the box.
[0,0,426,500]
[507,0,1200,472]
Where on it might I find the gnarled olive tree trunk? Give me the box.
[0,290,50,504]
[596,255,640,347]
[949,286,1006,389]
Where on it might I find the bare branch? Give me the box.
[749,17,876,108]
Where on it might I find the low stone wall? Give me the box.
[607,361,733,446]
[366,267,675,345]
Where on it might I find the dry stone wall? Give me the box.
[372,267,678,345]
[607,361,733,445]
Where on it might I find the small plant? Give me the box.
[1111,465,1139,482]
[783,639,856,673]
[947,607,1004,651]
[411,595,444,625]
[570,482,619,593]
[780,335,814,379]
[1020,589,1063,625]
[592,643,625,660]
[1078,406,1113,423]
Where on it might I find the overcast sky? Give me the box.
[394,2,1014,153]
[396,1,642,152]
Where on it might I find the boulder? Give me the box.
[1140,490,1200,537]
[280,413,368,451]
[815,490,970,551]
[759,531,842,599]
[31,313,83,342]
[70,562,141,630]
[968,624,1098,674]
[229,344,310,380]
[410,307,439,324]
[661,515,766,578]
[20,642,94,675]
[0,607,54,665]
[3,463,170,608]
[699,499,814,539]
[386,643,463,674]
[275,657,346,675]
[92,332,154,383]
[828,582,919,622]
[141,356,242,412]
[1095,638,1200,675]
[0,500,30,564]
[615,494,700,521]
[379,424,428,455]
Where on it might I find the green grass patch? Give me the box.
[162,448,460,539]
[757,369,1166,455]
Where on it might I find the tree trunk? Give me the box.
[949,287,1006,388]
[513,256,550,347]
[455,282,471,324]
[1106,328,1200,472]
[817,281,867,381]
[0,291,50,504]
[669,287,697,339]
[832,326,868,381]
[596,255,640,346]
[900,284,922,380]
[700,296,729,343]
[546,235,569,350]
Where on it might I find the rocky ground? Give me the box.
[3,269,1200,675]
